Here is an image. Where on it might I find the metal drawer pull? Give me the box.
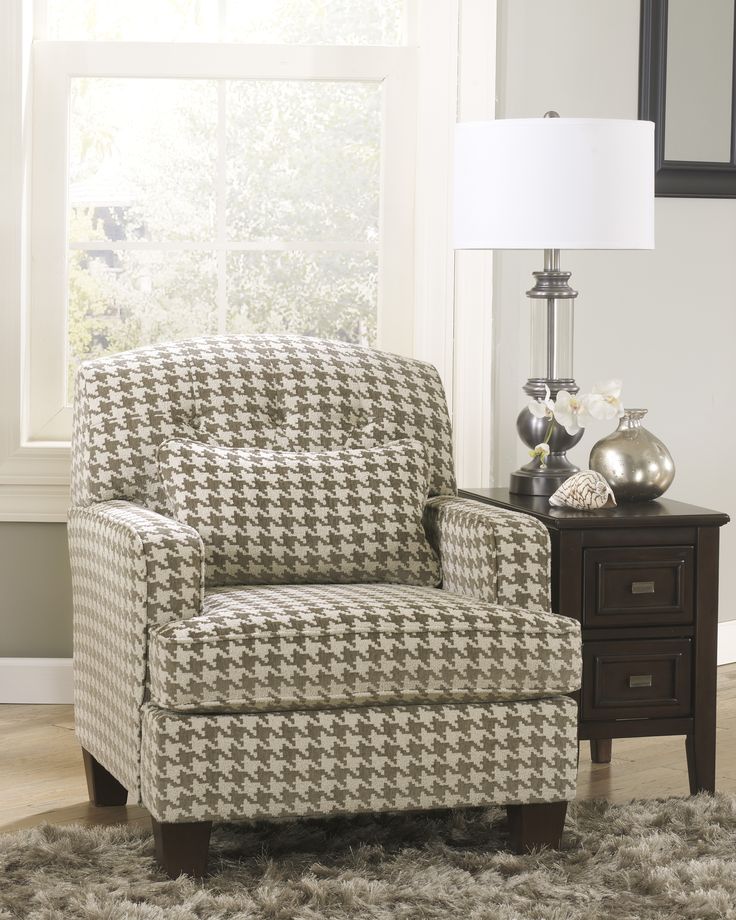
[629,674,653,688]
[631,580,656,594]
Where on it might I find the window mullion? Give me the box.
[33,0,49,40]
[218,0,228,42]
[216,79,227,335]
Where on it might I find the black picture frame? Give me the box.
[639,0,736,197]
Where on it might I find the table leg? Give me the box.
[589,739,612,764]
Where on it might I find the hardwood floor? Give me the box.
[0,703,149,833]
[3,663,736,835]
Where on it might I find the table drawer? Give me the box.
[582,638,691,720]
[583,546,694,627]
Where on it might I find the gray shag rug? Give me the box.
[2,795,736,920]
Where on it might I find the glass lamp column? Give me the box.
[509,249,583,495]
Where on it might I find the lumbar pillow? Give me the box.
[157,438,441,587]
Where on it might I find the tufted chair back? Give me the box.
[70,335,456,513]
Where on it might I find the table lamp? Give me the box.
[454,113,654,495]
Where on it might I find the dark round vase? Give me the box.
[510,407,585,496]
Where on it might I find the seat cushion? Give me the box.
[148,584,580,713]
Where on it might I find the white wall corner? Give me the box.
[0,657,73,703]
[411,0,459,392]
[718,620,736,667]
[452,0,497,489]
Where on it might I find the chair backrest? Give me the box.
[70,334,456,512]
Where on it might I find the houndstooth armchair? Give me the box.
[69,334,581,877]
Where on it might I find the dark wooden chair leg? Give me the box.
[82,748,128,806]
[507,801,568,853]
[590,739,612,764]
[151,818,212,878]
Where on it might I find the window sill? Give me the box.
[0,441,71,521]
[0,484,69,521]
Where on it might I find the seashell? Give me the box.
[549,470,616,511]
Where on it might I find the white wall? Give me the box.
[494,0,736,622]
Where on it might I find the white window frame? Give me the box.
[0,0,496,520]
[30,41,417,442]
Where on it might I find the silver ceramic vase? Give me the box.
[589,408,675,502]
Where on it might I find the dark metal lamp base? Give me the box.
[512,381,583,496]
[509,463,578,495]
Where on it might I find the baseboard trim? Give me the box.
[0,657,73,703]
[718,621,736,667]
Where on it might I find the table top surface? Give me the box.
[459,487,730,530]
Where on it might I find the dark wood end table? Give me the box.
[460,488,730,793]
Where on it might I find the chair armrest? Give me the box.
[423,495,550,612]
[69,500,204,800]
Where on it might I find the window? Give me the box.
[65,76,381,397]
[2,0,491,521]
[30,1,416,439]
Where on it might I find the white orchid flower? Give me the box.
[528,384,555,420]
[528,442,550,468]
[553,390,586,436]
[582,379,625,421]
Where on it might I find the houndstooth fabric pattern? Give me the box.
[424,496,551,613]
[157,438,441,587]
[139,697,579,822]
[148,583,581,713]
[70,335,581,823]
[69,500,204,799]
[71,335,456,512]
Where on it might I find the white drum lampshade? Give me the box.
[454,118,655,250]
